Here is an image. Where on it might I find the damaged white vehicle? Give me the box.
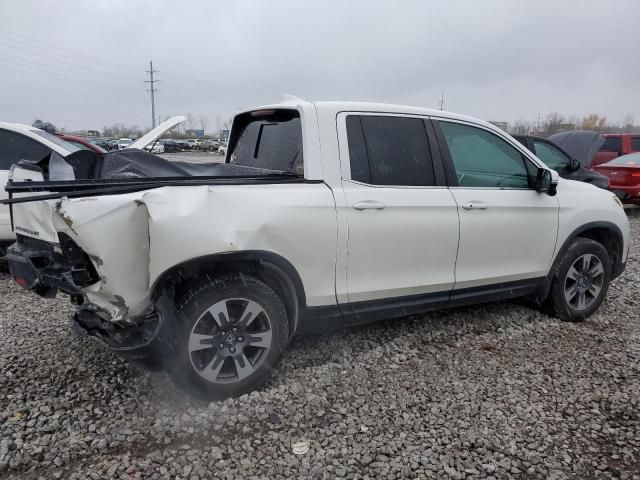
[3,97,630,399]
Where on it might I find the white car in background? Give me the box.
[144,141,165,154]
[0,116,185,257]
[217,143,228,156]
[0,123,82,256]
[117,138,133,150]
[186,139,201,149]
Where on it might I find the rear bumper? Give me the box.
[71,299,177,371]
[7,237,175,370]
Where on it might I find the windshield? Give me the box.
[30,129,81,154]
[607,153,640,165]
[228,109,303,175]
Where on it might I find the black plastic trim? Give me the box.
[301,277,546,333]
[423,118,447,187]
[559,221,625,278]
[431,119,459,186]
[150,250,309,335]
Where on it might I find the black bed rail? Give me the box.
[2,175,322,205]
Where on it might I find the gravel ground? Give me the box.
[1,212,639,480]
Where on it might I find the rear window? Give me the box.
[30,130,81,154]
[228,109,303,175]
[600,137,621,152]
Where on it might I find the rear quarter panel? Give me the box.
[143,183,338,307]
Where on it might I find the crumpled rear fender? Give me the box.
[51,183,337,322]
[53,193,151,320]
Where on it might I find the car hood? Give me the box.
[129,116,186,150]
[548,130,605,167]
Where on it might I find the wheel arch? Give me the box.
[150,251,307,336]
[536,221,624,302]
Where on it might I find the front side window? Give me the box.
[439,121,532,188]
[0,129,50,170]
[532,140,570,171]
[345,115,435,186]
[229,109,303,175]
[600,137,621,153]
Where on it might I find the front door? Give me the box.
[434,120,559,290]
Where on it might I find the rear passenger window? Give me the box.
[631,137,640,151]
[0,130,50,170]
[345,115,435,186]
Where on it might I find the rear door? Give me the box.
[337,113,459,308]
[433,119,559,291]
[0,129,50,242]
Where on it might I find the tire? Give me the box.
[168,274,289,399]
[543,237,612,322]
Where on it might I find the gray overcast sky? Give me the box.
[1,0,638,132]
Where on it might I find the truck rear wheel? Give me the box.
[169,274,289,400]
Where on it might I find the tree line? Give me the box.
[508,113,638,137]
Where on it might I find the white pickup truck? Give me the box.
[3,97,630,399]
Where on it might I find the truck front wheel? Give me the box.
[169,274,289,399]
[543,238,612,322]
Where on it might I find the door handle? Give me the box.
[353,200,387,210]
[461,201,488,210]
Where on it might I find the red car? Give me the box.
[591,134,640,167]
[56,134,107,155]
[592,153,640,204]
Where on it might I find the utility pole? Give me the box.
[439,92,445,111]
[145,61,159,128]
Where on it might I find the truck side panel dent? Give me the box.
[49,183,337,322]
[143,184,337,306]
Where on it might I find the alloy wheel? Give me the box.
[563,253,605,311]
[188,298,273,384]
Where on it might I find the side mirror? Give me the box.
[535,168,558,196]
[569,158,581,171]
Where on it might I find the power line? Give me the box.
[145,61,159,128]
[0,51,133,87]
[0,25,140,71]
[0,58,117,88]
[0,38,141,82]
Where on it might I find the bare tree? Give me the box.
[581,114,607,132]
[543,112,567,136]
[623,114,635,133]
[185,112,195,134]
[199,115,209,135]
[509,119,532,135]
